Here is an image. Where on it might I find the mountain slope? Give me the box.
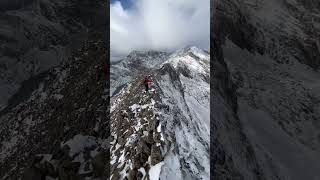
[110,47,210,180]
[0,0,108,110]
[211,0,320,179]
[0,38,109,180]
[157,47,210,180]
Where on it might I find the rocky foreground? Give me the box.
[110,77,164,180]
[0,35,109,180]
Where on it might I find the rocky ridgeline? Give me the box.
[0,38,109,179]
[110,77,164,180]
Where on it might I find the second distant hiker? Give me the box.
[144,75,152,93]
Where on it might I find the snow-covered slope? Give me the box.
[157,47,210,180]
[110,47,210,179]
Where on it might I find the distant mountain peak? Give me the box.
[127,49,167,57]
[162,46,210,74]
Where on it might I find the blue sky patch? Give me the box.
[110,0,133,9]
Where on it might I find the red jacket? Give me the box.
[144,77,152,85]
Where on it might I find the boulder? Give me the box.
[150,145,162,165]
[21,167,45,180]
[92,152,106,177]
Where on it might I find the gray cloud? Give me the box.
[110,0,210,61]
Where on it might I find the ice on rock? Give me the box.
[149,162,164,180]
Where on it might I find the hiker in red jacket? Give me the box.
[144,75,152,93]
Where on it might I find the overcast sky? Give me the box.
[110,0,210,61]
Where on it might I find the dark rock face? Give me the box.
[211,0,320,180]
[214,0,320,69]
[0,0,108,110]
[0,0,34,11]
[211,36,268,180]
[0,38,109,179]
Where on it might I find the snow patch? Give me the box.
[61,135,97,157]
[149,161,164,180]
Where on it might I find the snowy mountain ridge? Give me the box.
[110,50,170,95]
[110,46,210,180]
[110,46,209,96]
[164,47,210,76]
[169,46,210,60]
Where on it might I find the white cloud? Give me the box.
[110,0,210,60]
